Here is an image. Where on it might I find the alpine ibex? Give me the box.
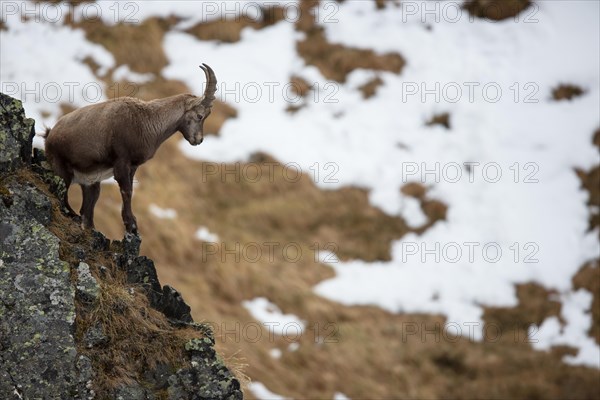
[44,64,217,233]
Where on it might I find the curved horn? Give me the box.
[199,63,217,108]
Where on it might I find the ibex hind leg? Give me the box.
[52,157,79,219]
[80,182,101,230]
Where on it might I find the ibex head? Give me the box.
[181,63,218,146]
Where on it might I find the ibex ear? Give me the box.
[185,96,204,110]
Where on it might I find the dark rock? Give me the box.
[31,148,68,204]
[121,255,196,324]
[74,246,87,261]
[76,355,96,399]
[6,182,52,226]
[125,255,163,307]
[76,262,100,305]
[143,363,173,390]
[111,232,142,258]
[115,383,153,400]
[0,168,78,400]
[83,321,108,349]
[0,92,35,171]
[168,339,243,400]
[160,285,193,323]
[91,230,110,251]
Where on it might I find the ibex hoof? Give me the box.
[126,223,138,234]
[81,220,95,230]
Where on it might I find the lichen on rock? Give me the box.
[0,93,35,171]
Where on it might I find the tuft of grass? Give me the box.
[76,269,200,393]
[552,84,585,101]
[463,0,532,21]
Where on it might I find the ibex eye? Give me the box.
[197,115,204,121]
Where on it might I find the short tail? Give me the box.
[40,127,51,139]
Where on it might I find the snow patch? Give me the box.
[194,226,220,243]
[149,204,177,220]
[242,297,305,336]
[112,65,154,84]
[248,382,289,400]
[530,290,600,368]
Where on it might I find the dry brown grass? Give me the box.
[295,0,320,33]
[358,76,384,99]
[372,0,402,10]
[401,182,428,199]
[572,129,600,345]
[463,0,532,21]
[73,17,177,75]
[289,75,311,98]
[552,84,586,101]
[295,0,404,83]
[575,128,599,235]
[285,76,312,114]
[77,275,199,391]
[576,163,600,209]
[374,0,387,10]
[37,0,94,5]
[576,162,600,234]
[573,260,600,345]
[426,112,451,130]
[297,27,405,83]
[483,283,562,344]
[185,6,285,43]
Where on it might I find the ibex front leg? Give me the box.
[114,162,138,234]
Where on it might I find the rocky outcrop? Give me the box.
[0,93,243,399]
